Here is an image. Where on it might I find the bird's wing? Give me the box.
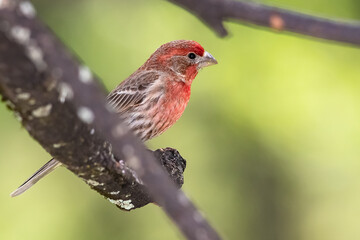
[107,70,161,113]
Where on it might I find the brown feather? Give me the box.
[107,71,160,113]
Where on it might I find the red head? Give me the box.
[144,40,217,83]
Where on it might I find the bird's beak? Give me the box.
[197,51,218,69]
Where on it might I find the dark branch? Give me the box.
[169,0,360,46]
[0,1,220,239]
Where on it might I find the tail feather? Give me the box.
[10,159,62,197]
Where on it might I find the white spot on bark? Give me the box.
[108,198,134,210]
[26,44,47,71]
[110,191,120,195]
[58,82,73,103]
[14,112,22,122]
[53,142,66,148]
[29,99,36,105]
[9,25,47,71]
[193,211,204,223]
[90,128,95,135]
[11,26,30,44]
[78,65,93,84]
[77,107,94,124]
[32,104,52,118]
[112,124,127,137]
[97,166,105,171]
[16,92,30,100]
[128,156,144,176]
[87,179,103,186]
[19,1,36,18]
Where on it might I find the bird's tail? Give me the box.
[10,158,62,197]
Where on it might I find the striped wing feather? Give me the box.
[107,71,160,113]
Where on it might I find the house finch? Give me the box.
[11,40,217,197]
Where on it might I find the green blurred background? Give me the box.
[1,0,360,239]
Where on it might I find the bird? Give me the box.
[11,40,217,197]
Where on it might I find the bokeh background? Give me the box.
[1,0,360,239]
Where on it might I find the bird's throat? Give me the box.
[185,65,198,84]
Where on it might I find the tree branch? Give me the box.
[0,1,220,239]
[169,0,360,46]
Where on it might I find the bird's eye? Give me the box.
[188,53,196,59]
